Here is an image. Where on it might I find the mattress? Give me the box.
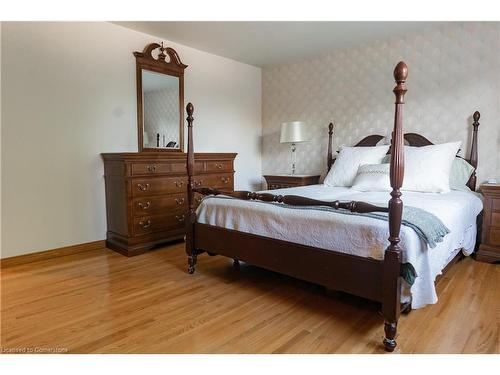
[196,184,483,309]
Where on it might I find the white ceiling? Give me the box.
[116,21,447,67]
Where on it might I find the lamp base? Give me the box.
[290,143,297,175]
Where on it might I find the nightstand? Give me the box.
[263,175,321,190]
[477,183,500,263]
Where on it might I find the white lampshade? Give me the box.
[280,121,308,143]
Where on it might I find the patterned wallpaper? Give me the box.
[262,22,500,186]
[144,87,180,148]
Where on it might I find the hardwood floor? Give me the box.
[1,243,498,354]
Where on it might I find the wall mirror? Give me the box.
[134,43,187,152]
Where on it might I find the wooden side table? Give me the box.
[263,174,321,190]
[477,183,500,263]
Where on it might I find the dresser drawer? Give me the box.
[193,173,233,189]
[492,212,500,227]
[169,161,205,174]
[490,228,500,246]
[269,183,297,189]
[493,199,500,211]
[133,193,187,216]
[194,193,204,207]
[205,161,233,173]
[132,177,187,197]
[131,162,204,176]
[264,175,321,190]
[131,162,170,176]
[133,212,186,236]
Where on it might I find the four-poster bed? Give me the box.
[183,61,482,352]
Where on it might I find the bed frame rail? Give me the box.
[195,223,384,301]
[193,187,389,213]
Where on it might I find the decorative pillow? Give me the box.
[324,145,390,187]
[402,141,461,193]
[352,164,391,192]
[450,157,474,191]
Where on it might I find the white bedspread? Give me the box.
[196,185,483,309]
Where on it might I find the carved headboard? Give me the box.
[327,111,480,190]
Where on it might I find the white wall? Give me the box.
[0,22,3,257]
[1,22,262,258]
[262,22,500,184]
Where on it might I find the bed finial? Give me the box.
[393,61,408,82]
[327,122,334,172]
[393,61,408,104]
[467,111,480,190]
[185,102,197,274]
[187,102,194,120]
[473,111,480,123]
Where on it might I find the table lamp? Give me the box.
[280,121,309,175]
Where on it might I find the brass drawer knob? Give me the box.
[139,219,151,229]
[137,183,150,191]
[221,177,230,184]
[175,197,185,205]
[175,214,185,223]
[195,180,202,186]
[146,165,157,173]
[138,201,151,210]
[216,163,223,169]
[175,180,184,188]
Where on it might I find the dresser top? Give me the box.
[480,183,500,195]
[101,152,237,161]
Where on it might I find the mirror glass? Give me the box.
[142,69,180,149]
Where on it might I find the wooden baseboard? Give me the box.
[0,240,106,269]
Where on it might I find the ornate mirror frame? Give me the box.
[134,43,188,152]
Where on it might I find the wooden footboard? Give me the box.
[184,61,409,352]
[195,223,384,301]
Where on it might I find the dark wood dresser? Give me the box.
[102,152,236,256]
[477,183,500,263]
[263,174,321,190]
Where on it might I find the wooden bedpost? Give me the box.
[467,111,480,191]
[327,122,334,172]
[185,102,197,274]
[382,61,408,352]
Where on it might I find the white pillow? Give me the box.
[450,157,474,191]
[352,164,391,192]
[402,141,461,193]
[324,145,390,187]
